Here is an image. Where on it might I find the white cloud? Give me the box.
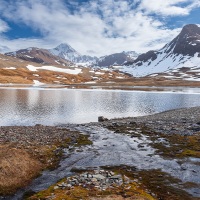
[0,19,9,33]
[138,0,193,16]
[0,0,199,56]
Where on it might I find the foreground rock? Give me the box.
[28,169,154,200]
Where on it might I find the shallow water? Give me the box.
[1,87,200,125]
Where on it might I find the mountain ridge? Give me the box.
[5,47,73,66]
[121,24,200,77]
[49,43,98,65]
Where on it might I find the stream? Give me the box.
[4,123,200,200]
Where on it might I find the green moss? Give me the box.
[181,149,200,157]
[107,121,200,159]
[136,169,197,200]
[104,166,197,200]
[150,133,200,159]
[74,134,93,147]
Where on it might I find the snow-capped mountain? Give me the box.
[49,43,98,65]
[5,47,73,66]
[121,24,200,77]
[95,51,139,67]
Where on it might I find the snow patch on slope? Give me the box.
[4,67,16,70]
[121,53,200,77]
[27,65,82,74]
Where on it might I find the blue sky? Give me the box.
[0,0,199,56]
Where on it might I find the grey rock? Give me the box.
[93,174,106,180]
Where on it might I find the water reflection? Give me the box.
[0,88,200,126]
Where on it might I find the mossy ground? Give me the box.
[106,122,200,159]
[102,166,198,200]
[141,126,200,159]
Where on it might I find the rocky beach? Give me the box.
[0,107,200,200]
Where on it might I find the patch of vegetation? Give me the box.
[0,147,42,196]
[136,169,197,200]
[106,122,143,139]
[74,134,93,147]
[141,126,200,159]
[102,166,197,200]
[106,121,200,159]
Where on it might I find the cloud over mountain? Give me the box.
[0,0,199,56]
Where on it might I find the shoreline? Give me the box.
[0,107,200,199]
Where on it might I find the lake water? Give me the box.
[1,87,200,126]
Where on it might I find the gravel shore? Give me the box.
[105,106,200,136]
[0,125,79,147]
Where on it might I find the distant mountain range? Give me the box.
[5,43,140,67]
[3,24,200,83]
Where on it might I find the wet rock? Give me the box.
[138,144,145,148]
[93,174,106,180]
[110,175,121,179]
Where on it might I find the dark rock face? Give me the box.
[171,24,200,56]
[134,51,157,64]
[5,47,73,66]
[97,52,134,67]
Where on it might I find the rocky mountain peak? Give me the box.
[49,43,99,65]
[180,24,200,36]
[169,24,200,56]
[54,43,78,54]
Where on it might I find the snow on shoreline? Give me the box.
[33,80,44,86]
[26,65,82,74]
